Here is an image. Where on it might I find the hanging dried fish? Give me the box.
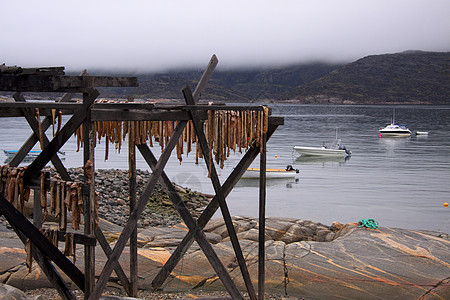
[71,182,80,230]
[147,121,153,147]
[117,121,123,152]
[56,110,62,135]
[263,106,269,134]
[65,181,73,212]
[17,168,24,213]
[51,109,56,136]
[55,181,61,219]
[64,232,76,263]
[25,239,33,273]
[59,182,66,231]
[50,178,57,215]
[35,108,44,150]
[160,121,165,151]
[84,159,93,183]
[8,169,17,203]
[105,131,109,161]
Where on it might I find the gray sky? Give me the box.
[2,0,449,72]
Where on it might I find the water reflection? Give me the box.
[236,177,299,188]
[293,155,350,165]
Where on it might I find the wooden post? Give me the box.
[128,121,138,297]
[33,189,42,228]
[83,89,96,299]
[258,132,267,299]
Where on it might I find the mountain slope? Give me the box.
[284,51,450,104]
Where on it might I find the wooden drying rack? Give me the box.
[0,56,284,300]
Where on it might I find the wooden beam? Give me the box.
[192,54,218,100]
[129,122,138,297]
[0,65,65,75]
[0,75,138,92]
[258,132,267,300]
[83,92,96,299]
[0,193,85,291]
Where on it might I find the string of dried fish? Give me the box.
[72,106,270,169]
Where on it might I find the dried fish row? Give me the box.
[0,165,31,214]
[73,106,270,169]
[0,165,98,232]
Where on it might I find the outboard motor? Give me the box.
[286,165,300,173]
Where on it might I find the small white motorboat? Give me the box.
[379,109,411,137]
[241,165,299,179]
[294,128,351,157]
[379,123,411,137]
[4,150,41,158]
[3,150,65,158]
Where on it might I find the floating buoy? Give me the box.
[444,202,448,207]
[275,155,278,158]
[379,133,382,137]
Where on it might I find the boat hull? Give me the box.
[379,131,411,137]
[4,150,41,158]
[293,146,347,157]
[242,168,298,179]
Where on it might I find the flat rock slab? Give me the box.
[0,222,449,299]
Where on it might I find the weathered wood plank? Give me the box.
[192,54,218,100]
[129,123,138,297]
[0,75,138,92]
[0,193,85,291]
[83,97,96,299]
[258,132,267,300]
[90,110,204,122]
[0,65,65,75]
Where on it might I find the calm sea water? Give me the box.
[1,105,449,233]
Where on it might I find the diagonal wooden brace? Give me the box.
[22,89,99,186]
[88,121,187,300]
[13,92,71,181]
[151,121,279,290]
[136,143,243,299]
[183,86,257,300]
[8,70,87,168]
[0,193,85,291]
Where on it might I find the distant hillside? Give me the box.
[78,51,450,105]
[98,63,339,101]
[285,51,450,104]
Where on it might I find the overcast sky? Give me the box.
[2,0,449,73]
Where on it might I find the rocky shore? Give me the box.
[1,168,449,299]
[1,168,211,230]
